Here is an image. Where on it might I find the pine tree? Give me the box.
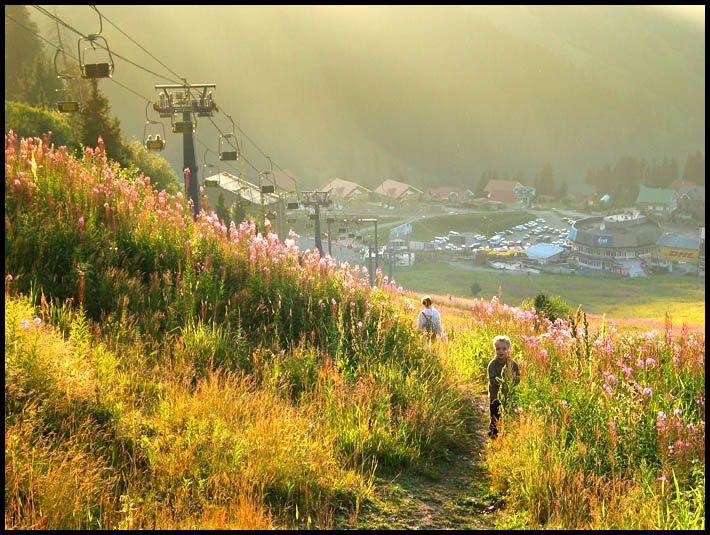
[80,79,129,165]
[539,162,555,196]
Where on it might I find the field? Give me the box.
[390,258,705,331]
[4,132,705,530]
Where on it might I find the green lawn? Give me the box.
[391,258,705,327]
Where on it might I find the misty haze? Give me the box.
[27,5,705,189]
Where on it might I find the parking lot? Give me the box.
[294,209,582,264]
[430,211,577,253]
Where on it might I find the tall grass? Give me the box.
[5,132,470,529]
[436,293,705,529]
[5,132,704,529]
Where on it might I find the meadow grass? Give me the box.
[5,132,705,529]
[431,295,705,529]
[391,258,705,327]
[5,132,470,529]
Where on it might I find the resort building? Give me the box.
[569,213,662,276]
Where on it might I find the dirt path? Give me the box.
[336,387,503,530]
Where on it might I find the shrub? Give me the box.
[5,100,80,152]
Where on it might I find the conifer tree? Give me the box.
[80,79,129,165]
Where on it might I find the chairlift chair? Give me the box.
[78,35,114,79]
[219,114,239,160]
[53,49,81,113]
[143,101,166,151]
[77,6,114,79]
[55,89,81,113]
[203,148,218,177]
[144,132,165,151]
[219,133,239,161]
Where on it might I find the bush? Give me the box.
[5,100,80,152]
[523,292,573,322]
[125,140,179,194]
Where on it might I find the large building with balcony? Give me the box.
[569,213,662,276]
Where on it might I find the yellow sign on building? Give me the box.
[659,246,699,263]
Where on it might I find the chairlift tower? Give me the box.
[300,191,331,255]
[154,83,217,217]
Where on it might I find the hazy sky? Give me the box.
[33,5,705,189]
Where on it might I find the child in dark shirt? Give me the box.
[487,335,520,438]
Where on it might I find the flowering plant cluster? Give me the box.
[5,132,413,371]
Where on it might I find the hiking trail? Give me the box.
[335,384,504,530]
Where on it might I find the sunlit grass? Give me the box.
[5,132,705,529]
[392,258,705,327]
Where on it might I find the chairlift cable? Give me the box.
[24,7,300,190]
[93,6,186,84]
[216,108,299,188]
[30,5,183,84]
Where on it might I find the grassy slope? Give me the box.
[391,258,705,329]
[5,134,704,530]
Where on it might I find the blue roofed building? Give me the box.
[525,243,566,264]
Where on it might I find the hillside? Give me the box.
[4,132,704,529]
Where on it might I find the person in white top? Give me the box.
[417,295,445,342]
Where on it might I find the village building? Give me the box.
[201,171,280,211]
[483,179,522,203]
[653,233,702,274]
[674,183,705,222]
[569,213,662,276]
[525,243,566,265]
[374,179,423,204]
[635,184,677,218]
[319,178,372,203]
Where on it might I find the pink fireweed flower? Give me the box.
[636,359,645,368]
[657,475,668,482]
[559,400,568,407]
[603,384,613,397]
[20,319,30,329]
[645,357,657,367]
[642,387,653,397]
[657,411,667,431]
[603,371,619,385]
[357,321,363,329]
[33,317,41,326]
[673,408,682,416]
